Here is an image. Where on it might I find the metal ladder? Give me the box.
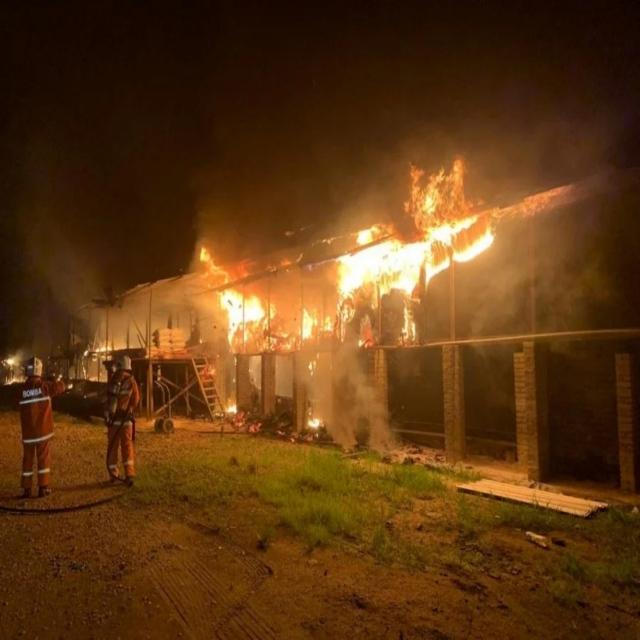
[191,357,225,420]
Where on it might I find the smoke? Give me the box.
[324,344,394,451]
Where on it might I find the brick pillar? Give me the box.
[616,353,639,492]
[514,352,528,470]
[293,353,309,432]
[442,345,465,462]
[367,348,389,426]
[261,353,276,415]
[513,342,549,482]
[236,354,252,411]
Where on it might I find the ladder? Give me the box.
[191,357,225,420]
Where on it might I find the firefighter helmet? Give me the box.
[115,354,132,371]
[25,357,43,377]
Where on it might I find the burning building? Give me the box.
[67,161,640,493]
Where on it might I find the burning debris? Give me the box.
[227,409,332,444]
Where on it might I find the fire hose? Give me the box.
[0,491,125,515]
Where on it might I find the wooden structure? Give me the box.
[456,478,608,517]
[147,356,226,421]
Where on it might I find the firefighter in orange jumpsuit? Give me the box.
[105,355,140,486]
[18,357,66,498]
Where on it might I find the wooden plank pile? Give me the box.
[456,478,608,517]
[151,328,189,359]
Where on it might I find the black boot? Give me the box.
[125,477,134,488]
[21,488,32,499]
[38,487,52,498]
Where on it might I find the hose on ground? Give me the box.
[0,490,126,515]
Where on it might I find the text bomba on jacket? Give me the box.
[21,387,48,402]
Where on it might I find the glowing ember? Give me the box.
[308,417,322,429]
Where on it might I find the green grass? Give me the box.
[547,577,585,606]
[120,434,640,585]
[128,440,457,556]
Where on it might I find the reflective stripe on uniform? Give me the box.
[19,396,50,406]
[124,460,134,466]
[38,468,50,474]
[21,471,34,477]
[23,433,54,444]
[108,464,118,470]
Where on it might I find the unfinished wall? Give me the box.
[547,343,618,482]
[387,348,444,447]
[464,345,517,459]
[261,353,276,415]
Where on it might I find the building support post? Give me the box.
[146,285,154,419]
[215,355,227,410]
[513,342,549,481]
[293,352,309,432]
[616,353,640,492]
[442,344,465,463]
[261,352,277,415]
[236,354,252,412]
[367,348,389,430]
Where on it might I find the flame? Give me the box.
[200,247,268,350]
[335,160,494,343]
[302,308,318,342]
[198,160,495,353]
[221,289,266,350]
[226,403,237,415]
[308,417,321,429]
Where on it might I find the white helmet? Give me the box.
[25,357,43,377]
[116,354,132,371]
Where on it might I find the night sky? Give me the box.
[1,2,640,354]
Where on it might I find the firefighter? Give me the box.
[105,354,140,486]
[18,357,66,498]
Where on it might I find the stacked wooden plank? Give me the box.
[151,328,189,359]
[456,478,608,517]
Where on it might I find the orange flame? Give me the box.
[199,159,495,352]
[336,160,495,341]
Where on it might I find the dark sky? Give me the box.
[1,1,640,353]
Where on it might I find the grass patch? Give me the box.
[547,577,584,606]
[560,553,589,581]
[130,440,452,558]
[259,452,370,548]
[386,464,447,497]
[492,501,575,533]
